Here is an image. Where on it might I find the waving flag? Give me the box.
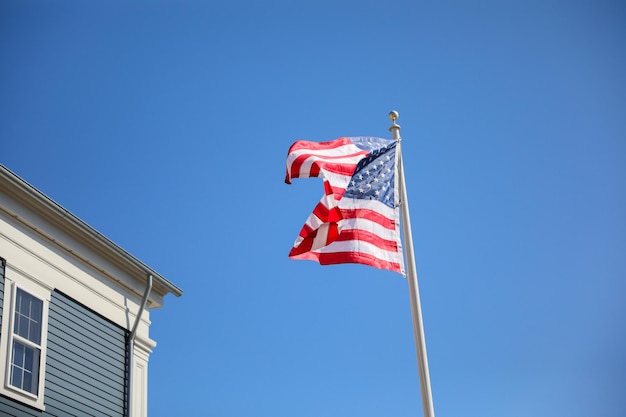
[285,136,405,274]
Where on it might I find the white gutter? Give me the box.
[127,274,153,417]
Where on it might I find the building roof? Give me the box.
[0,164,182,299]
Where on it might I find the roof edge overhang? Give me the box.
[0,164,183,299]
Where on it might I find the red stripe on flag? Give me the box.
[287,137,351,152]
[330,185,346,199]
[291,223,340,256]
[291,234,314,255]
[323,180,348,201]
[290,250,403,274]
[340,208,397,230]
[312,203,342,224]
[313,161,360,178]
[288,153,362,183]
[333,229,400,252]
[318,252,402,273]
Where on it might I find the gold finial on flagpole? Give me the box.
[389,110,401,140]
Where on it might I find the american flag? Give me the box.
[285,136,405,274]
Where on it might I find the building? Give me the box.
[0,164,182,416]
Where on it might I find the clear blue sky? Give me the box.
[2,1,625,416]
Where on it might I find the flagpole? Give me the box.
[389,110,435,417]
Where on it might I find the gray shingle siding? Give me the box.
[0,263,128,417]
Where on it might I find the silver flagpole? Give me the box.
[389,110,435,417]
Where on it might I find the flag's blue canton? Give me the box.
[343,141,397,208]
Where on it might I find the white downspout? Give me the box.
[128,274,152,417]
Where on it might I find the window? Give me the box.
[10,288,44,395]
[0,260,50,410]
